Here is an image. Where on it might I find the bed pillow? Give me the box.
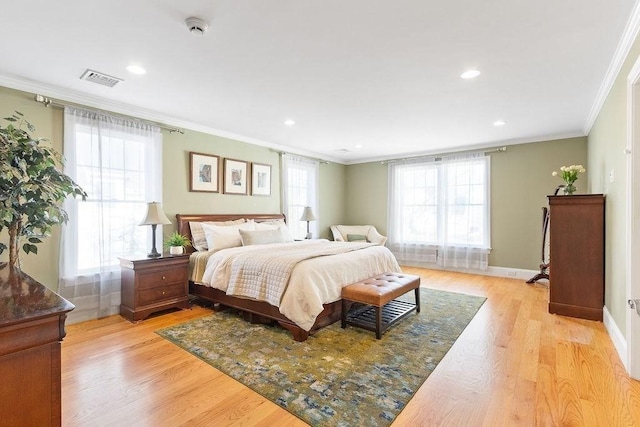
[276,224,295,242]
[190,219,246,251]
[252,220,294,242]
[347,233,368,242]
[253,221,280,230]
[239,228,286,246]
[201,222,255,251]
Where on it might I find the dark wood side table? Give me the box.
[0,263,74,427]
[119,254,190,322]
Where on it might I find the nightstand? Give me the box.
[119,254,190,322]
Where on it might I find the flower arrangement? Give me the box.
[552,164,586,195]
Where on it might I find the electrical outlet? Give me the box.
[610,169,615,183]
[507,270,517,277]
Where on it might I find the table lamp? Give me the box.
[139,202,171,258]
[299,206,316,239]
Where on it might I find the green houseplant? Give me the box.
[164,231,192,255]
[0,112,87,269]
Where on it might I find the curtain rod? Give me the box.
[275,150,331,164]
[33,94,185,134]
[380,146,507,165]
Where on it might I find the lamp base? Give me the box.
[147,224,162,258]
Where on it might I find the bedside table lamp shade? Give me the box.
[299,206,316,239]
[140,202,171,258]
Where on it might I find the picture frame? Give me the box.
[189,152,219,193]
[251,162,272,196]
[223,158,249,195]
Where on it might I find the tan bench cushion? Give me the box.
[342,272,420,306]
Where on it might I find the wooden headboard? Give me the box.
[176,213,287,254]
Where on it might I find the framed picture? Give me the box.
[223,158,248,195]
[251,162,272,196]
[189,152,219,193]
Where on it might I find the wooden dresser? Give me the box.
[0,263,75,427]
[119,254,190,322]
[548,194,605,320]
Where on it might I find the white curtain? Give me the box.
[281,154,319,239]
[388,153,491,270]
[59,107,163,323]
[387,156,439,263]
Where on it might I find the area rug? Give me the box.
[156,288,485,426]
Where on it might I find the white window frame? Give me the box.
[281,154,319,239]
[387,153,491,270]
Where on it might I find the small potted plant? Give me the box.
[164,231,192,255]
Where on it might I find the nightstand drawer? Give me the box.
[138,269,186,290]
[139,282,185,306]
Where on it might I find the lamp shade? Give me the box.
[139,202,171,225]
[299,206,316,222]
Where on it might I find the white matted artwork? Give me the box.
[189,152,219,193]
[251,162,271,196]
[223,158,248,195]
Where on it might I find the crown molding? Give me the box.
[584,0,640,134]
[344,130,586,165]
[0,73,344,165]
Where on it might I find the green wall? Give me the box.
[0,84,596,303]
[587,32,640,336]
[345,137,588,270]
[0,85,345,290]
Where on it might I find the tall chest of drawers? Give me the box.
[119,254,190,321]
[548,194,605,320]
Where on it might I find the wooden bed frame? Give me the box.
[176,213,343,342]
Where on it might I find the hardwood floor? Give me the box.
[61,268,640,426]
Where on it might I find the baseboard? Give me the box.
[604,305,628,370]
[400,262,539,281]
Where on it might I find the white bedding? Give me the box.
[196,239,401,331]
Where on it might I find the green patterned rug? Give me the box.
[157,288,485,426]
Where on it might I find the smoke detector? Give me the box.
[185,17,209,35]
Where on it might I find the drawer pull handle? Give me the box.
[162,276,166,280]
[162,291,165,295]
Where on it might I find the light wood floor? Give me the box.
[61,268,640,426]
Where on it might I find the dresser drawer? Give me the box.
[138,282,186,306]
[138,268,186,290]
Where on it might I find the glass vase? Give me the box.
[563,183,576,195]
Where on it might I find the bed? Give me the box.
[176,213,401,341]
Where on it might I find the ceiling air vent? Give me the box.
[334,149,352,154]
[79,69,123,87]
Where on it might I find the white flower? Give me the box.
[552,171,558,176]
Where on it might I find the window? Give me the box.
[388,153,490,270]
[282,154,319,239]
[59,107,163,321]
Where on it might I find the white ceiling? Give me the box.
[0,1,637,164]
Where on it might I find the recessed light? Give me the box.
[355,144,363,149]
[460,69,481,79]
[284,119,295,126]
[126,65,146,75]
[493,120,506,127]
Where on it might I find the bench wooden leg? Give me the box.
[415,287,421,313]
[341,299,347,329]
[376,305,382,339]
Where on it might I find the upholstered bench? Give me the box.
[341,272,420,339]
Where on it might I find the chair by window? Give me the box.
[330,225,387,246]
